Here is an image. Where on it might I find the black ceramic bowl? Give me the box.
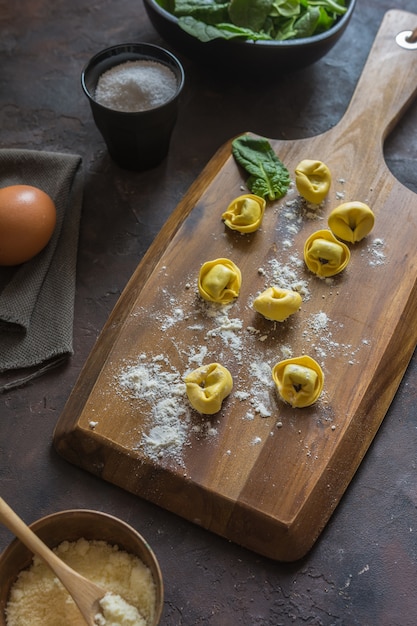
[143,0,357,72]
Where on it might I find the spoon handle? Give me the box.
[0,498,64,569]
[0,498,102,625]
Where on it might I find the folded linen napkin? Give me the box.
[0,149,83,392]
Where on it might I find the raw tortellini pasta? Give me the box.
[222,194,266,233]
[253,287,302,322]
[184,363,233,414]
[272,355,324,408]
[304,229,350,277]
[198,258,242,304]
[328,201,375,243]
[295,159,331,204]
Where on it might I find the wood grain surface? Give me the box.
[54,10,417,561]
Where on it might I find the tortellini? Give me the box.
[253,287,302,322]
[222,194,266,233]
[304,229,350,277]
[198,258,242,304]
[184,363,233,414]
[295,159,331,204]
[272,355,324,408]
[328,201,375,243]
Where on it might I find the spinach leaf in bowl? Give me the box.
[156,0,348,43]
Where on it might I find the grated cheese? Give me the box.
[6,539,156,626]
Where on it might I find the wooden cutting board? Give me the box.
[54,10,417,561]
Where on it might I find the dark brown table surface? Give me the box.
[1,0,417,624]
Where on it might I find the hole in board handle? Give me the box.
[396,29,417,49]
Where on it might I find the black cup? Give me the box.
[81,43,185,171]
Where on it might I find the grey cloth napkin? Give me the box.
[0,149,83,392]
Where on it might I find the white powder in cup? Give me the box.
[95,59,178,112]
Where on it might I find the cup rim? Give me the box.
[81,42,185,115]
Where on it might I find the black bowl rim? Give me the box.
[143,0,357,49]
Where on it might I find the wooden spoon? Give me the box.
[0,497,107,625]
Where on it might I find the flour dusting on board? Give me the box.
[112,182,382,467]
[119,355,190,463]
[365,237,386,266]
[119,353,222,465]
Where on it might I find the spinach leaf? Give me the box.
[315,7,335,32]
[157,0,176,12]
[293,6,320,38]
[160,0,347,42]
[232,135,290,201]
[308,0,347,15]
[274,16,298,40]
[179,16,271,41]
[174,0,229,23]
[228,0,274,32]
[272,0,301,19]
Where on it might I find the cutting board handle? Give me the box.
[338,10,417,144]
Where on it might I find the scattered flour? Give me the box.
[202,302,244,358]
[282,195,325,232]
[184,344,208,366]
[308,311,330,333]
[112,180,382,466]
[246,360,275,418]
[263,255,311,300]
[366,237,386,266]
[119,355,190,463]
[302,310,369,363]
[118,349,223,465]
[160,305,184,330]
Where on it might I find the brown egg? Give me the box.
[0,185,57,266]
